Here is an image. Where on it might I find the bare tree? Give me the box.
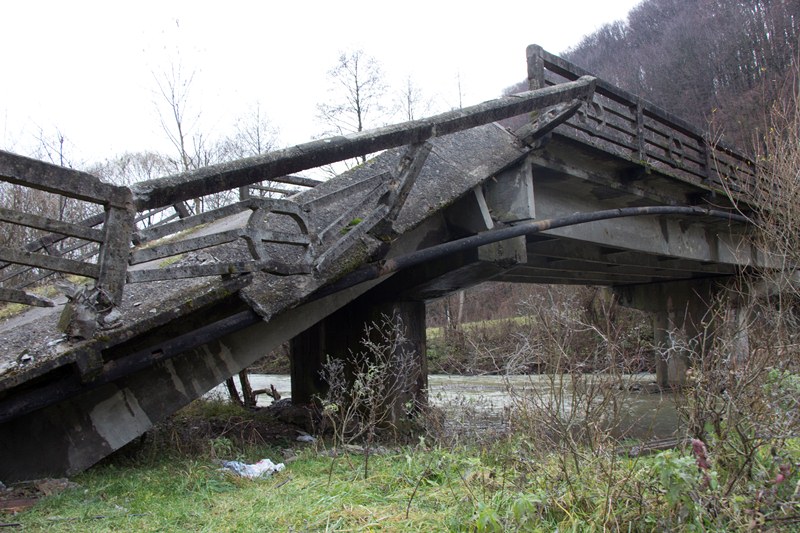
[33,127,73,169]
[31,127,85,223]
[221,103,282,199]
[154,63,197,172]
[316,49,388,165]
[225,102,279,159]
[395,75,434,122]
[89,151,173,187]
[153,63,207,213]
[455,71,464,110]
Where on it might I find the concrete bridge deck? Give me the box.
[0,46,760,481]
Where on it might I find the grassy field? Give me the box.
[7,446,489,532]
[425,316,533,340]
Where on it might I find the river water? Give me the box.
[214,373,681,441]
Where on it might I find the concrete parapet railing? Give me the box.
[526,44,757,201]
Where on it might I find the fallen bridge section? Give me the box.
[0,90,580,480]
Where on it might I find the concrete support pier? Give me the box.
[617,279,723,388]
[290,297,428,420]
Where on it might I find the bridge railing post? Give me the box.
[634,101,646,161]
[526,44,545,91]
[95,199,136,307]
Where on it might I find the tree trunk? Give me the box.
[225,377,243,407]
[239,370,257,408]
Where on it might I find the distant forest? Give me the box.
[518,0,799,151]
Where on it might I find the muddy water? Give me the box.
[217,373,681,441]
[433,374,681,441]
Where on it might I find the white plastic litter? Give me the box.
[296,434,315,443]
[220,459,285,478]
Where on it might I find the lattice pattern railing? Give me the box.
[128,197,316,282]
[0,152,134,308]
[0,152,322,308]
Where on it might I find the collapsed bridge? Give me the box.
[0,46,761,481]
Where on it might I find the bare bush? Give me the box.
[749,66,800,307]
[503,287,657,463]
[318,312,422,477]
[653,287,800,527]
[673,86,800,502]
[667,72,800,508]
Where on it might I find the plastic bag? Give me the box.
[220,458,285,478]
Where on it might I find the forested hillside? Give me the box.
[564,0,799,149]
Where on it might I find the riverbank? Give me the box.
[4,394,798,531]
[215,373,680,442]
[6,429,798,530]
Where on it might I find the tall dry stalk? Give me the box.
[504,288,653,460]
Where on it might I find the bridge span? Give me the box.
[0,46,760,481]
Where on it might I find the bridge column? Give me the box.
[617,279,723,388]
[651,302,705,388]
[728,304,751,365]
[290,298,428,418]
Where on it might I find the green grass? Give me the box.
[6,393,800,532]
[10,448,480,532]
[8,433,800,532]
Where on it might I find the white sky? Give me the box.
[1,0,641,165]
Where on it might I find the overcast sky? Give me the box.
[1,1,641,165]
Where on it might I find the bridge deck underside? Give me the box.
[499,233,738,286]
[382,230,741,303]
[384,134,750,299]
